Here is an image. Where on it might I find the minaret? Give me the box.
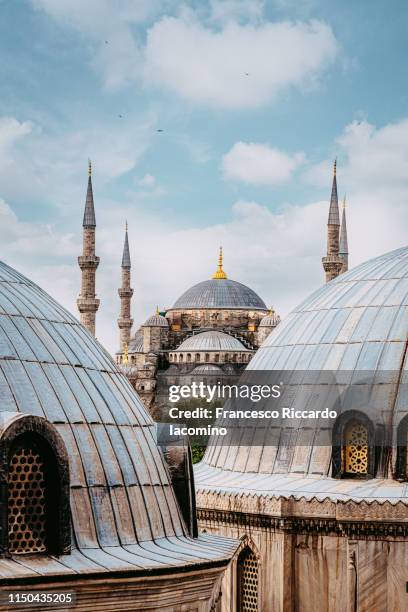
[322,160,343,282]
[77,160,100,335]
[212,246,227,279]
[339,195,349,274]
[118,222,134,351]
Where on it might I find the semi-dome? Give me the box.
[0,260,236,579]
[170,278,267,311]
[197,246,408,503]
[143,312,169,327]
[175,330,249,352]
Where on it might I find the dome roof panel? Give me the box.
[175,330,249,352]
[170,278,266,311]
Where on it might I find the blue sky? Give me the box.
[1,0,407,352]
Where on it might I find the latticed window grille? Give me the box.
[238,547,259,611]
[8,445,48,554]
[343,422,368,474]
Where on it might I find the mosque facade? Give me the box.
[75,162,349,416]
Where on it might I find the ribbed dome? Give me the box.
[0,260,236,576]
[128,330,143,352]
[198,246,408,502]
[259,311,280,327]
[170,278,267,311]
[143,313,169,327]
[175,331,249,352]
[191,364,223,374]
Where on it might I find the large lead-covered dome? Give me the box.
[197,246,408,502]
[170,278,267,311]
[0,260,236,579]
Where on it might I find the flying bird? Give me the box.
[157,129,164,132]
[118,114,123,118]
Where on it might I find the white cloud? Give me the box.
[144,16,338,109]
[222,141,305,185]
[0,117,33,151]
[138,173,156,187]
[32,2,338,107]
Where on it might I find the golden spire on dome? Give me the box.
[268,306,275,316]
[343,194,346,208]
[212,246,227,279]
[156,305,160,315]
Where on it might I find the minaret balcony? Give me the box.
[77,297,100,312]
[78,255,100,269]
[118,287,134,298]
[118,317,134,329]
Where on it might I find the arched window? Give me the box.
[196,353,200,362]
[214,354,219,363]
[0,414,70,557]
[396,415,408,480]
[179,354,183,363]
[332,411,375,478]
[237,546,259,611]
[205,353,210,362]
[187,353,192,363]
[343,421,368,475]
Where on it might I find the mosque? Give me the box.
[75,160,348,415]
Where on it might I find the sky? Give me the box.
[0,0,407,353]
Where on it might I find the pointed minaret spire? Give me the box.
[118,223,134,351]
[121,221,131,268]
[328,159,340,226]
[339,195,349,274]
[77,161,100,335]
[83,159,96,228]
[322,159,343,282]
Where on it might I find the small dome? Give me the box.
[170,278,266,311]
[128,330,143,353]
[143,313,169,327]
[259,310,280,327]
[191,364,223,374]
[175,330,249,352]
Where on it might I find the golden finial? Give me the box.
[88,159,92,176]
[268,306,274,316]
[212,246,227,280]
[123,343,129,365]
[333,158,337,176]
[125,220,128,232]
[343,194,346,209]
[156,305,160,315]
